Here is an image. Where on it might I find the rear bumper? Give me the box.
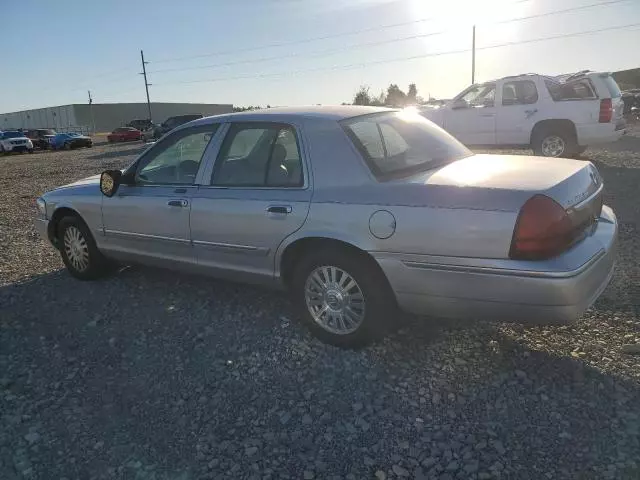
[576,123,624,146]
[374,206,617,324]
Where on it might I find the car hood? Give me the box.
[47,174,101,196]
[2,137,29,141]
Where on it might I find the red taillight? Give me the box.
[599,98,613,123]
[510,195,573,260]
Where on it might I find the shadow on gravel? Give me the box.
[591,134,640,154]
[86,145,145,160]
[1,266,639,479]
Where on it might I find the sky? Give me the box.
[1,0,639,112]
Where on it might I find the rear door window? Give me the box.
[212,124,303,188]
[502,80,538,105]
[546,79,596,101]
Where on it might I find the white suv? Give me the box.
[0,130,34,154]
[421,71,625,157]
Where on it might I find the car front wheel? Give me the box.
[58,216,113,280]
[292,248,395,348]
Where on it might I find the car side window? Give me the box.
[459,83,496,107]
[502,80,538,106]
[212,124,303,188]
[135,125,218,185]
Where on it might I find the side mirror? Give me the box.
[100,170,122,197]
[451,99,468,110]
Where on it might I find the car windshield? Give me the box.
[342,110,472,179]
[39,129,55,135]
[3,131,24,138]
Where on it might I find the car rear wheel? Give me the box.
[532,128,577,157]
[64,142,71,150]
[291,247,395,348]
[58,216,113,280]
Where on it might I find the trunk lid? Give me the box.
[402,154,602,212]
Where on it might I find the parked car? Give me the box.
[26,129,57,149]
[107,127,142,143]
[420,71,625,157]
[140,123,161,143]
[50,133,93,150]
[152,114,204,139]
[34,106,617,347]
[126,119,153,131]
[0,130,34,154]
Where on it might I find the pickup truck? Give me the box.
[420,71,625,157]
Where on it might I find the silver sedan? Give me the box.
[34,106,617,347]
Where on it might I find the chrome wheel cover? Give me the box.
[541,135,566,157]
[304,266,366,335]
[63,226,89,272]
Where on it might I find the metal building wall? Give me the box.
[73,103,234,132]
[0,106,77,131]
[1,103,233,133]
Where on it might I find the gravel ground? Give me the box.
[1,134,639,480]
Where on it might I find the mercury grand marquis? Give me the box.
[34,106,617,347]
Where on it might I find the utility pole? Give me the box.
[471,25,476,84]
[88,90,96,135]
[140,50,153,122]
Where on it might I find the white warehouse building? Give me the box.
[0,102,234,133]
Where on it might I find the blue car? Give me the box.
[51,133,93,150]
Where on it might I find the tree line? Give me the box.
[350,83,425,107]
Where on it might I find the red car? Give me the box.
[107,127,142,143]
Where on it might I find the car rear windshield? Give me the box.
[601,75,622,98]
[38,129,55,135]
[341,111,472,180]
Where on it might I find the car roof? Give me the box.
[193,105,396,125]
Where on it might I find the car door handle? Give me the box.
[480,113,495,117]
[167,199,189,207]
[266,205,292,215]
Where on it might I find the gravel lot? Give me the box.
[1,134,639,480]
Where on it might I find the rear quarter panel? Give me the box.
[284,119,518,264]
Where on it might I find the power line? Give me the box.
[149,0,628,67]
[147,0,629,76]
[150,0,535,65]
[151,22,640,87]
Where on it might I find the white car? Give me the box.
[0,130,34,154]
[420,71,625,157]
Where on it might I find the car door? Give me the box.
[444,83,497,145]
[496,79,540,145]
[190,122,311,284]
[100,123,219,268]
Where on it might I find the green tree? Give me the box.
[385,84,406,107]
[353,85,372,105]
[407,83,418,104]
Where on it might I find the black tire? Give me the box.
[531,127,577,157]
[64,142,71,150]
[291,247,396,348]
[58,216,113,281]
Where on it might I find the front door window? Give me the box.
[136,125,218,185]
